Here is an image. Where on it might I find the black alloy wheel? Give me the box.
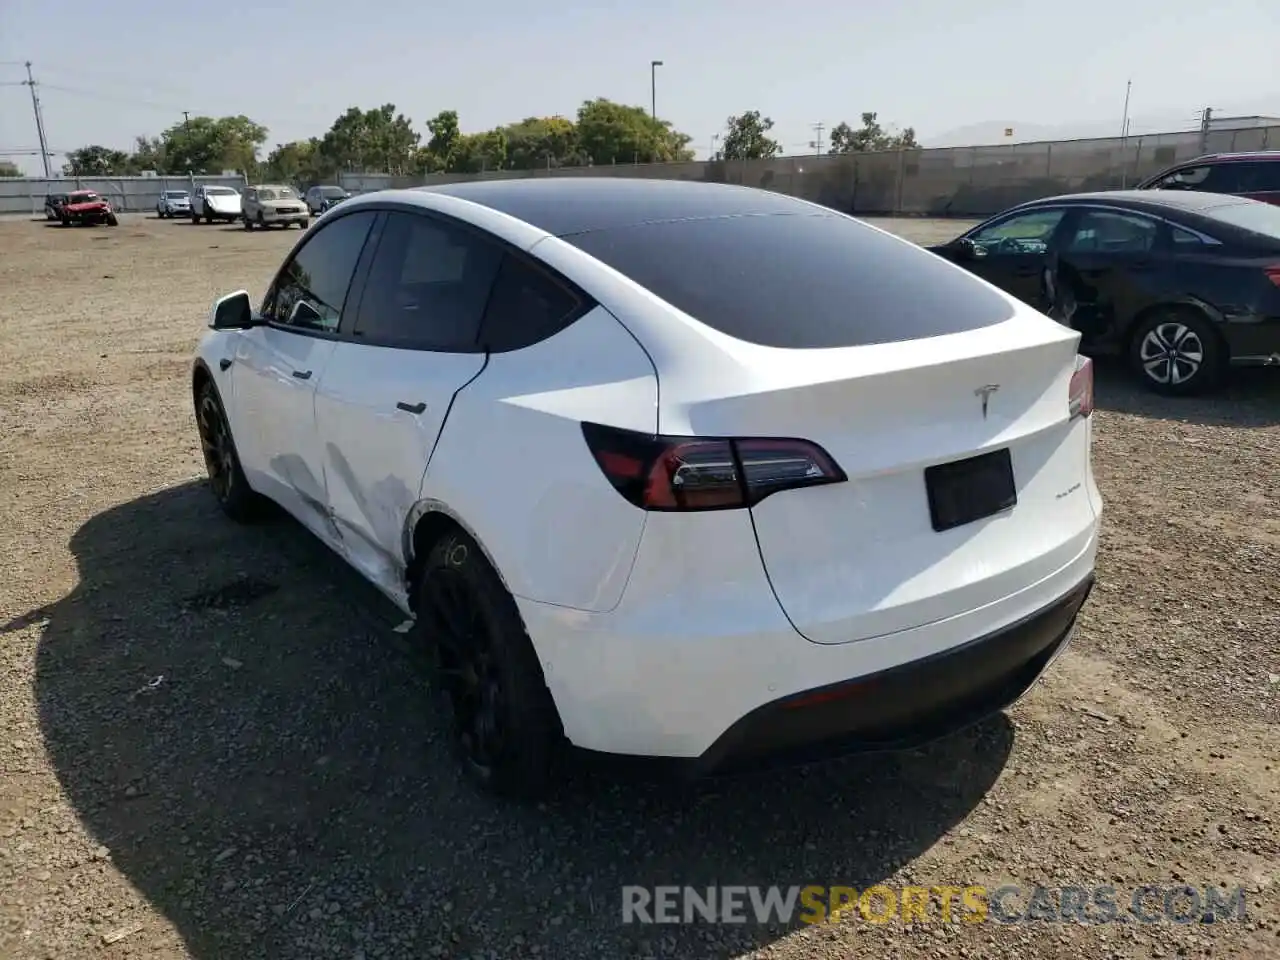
[195,382,260,521]
[413,532,561,799]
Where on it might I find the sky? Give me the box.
[2,0,1279,176]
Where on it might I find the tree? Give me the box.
[720,111,782,161]
[318,104,420,175]
[130,135,166,173]
[161,115,268,174]
[424,110,463,171]
[501,116,585,170]
[575,98,695,166]
[264,139,325,183]
[828,112,919,154]
[448,129,509,174]
[63,145,134,176]
[0,160,20,178]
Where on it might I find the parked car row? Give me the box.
[45,183,353,229]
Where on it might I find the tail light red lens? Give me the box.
[1264,266,1280,288]
[581,422,846,511]
[1069,355,1094,420]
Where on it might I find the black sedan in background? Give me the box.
[928,191,1280,394]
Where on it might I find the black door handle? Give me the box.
[292,369,312,380]
[396,401,426,414]
[218,358,232,372]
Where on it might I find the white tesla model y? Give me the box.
[192,178,1102,798]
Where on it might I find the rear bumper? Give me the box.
[683,574,1091,777]
[518,508,1099,764]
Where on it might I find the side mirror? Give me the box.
[953,237,981,261]
[210,290,255,329]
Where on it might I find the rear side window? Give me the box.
[480,255,587,352]
[566,213,1014,349]
[1204,200,1280,242]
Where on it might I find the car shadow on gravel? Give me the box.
[1092,358,1280,427]
[31,481,1011,960]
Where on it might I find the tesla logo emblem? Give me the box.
[975,384,1000,418]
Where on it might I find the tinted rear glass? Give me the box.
[566,213,1014,348]
[1205,200,1280,240]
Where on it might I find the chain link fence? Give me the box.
[339,125,1278,218]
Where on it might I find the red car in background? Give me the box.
[1137,152,1280,206]
[59,190,119,227]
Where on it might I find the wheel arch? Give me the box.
[191,358,214,406]
[402,501,515,614]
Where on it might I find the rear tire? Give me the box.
[413,530,563,801]
[1128,308,1223,397]
[191,212,200,224]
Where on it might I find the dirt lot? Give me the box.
[0,212,1277,960]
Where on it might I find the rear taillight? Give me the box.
[1069,355,1094,420]
[1264,266,1280,288]
[581,422,846,511]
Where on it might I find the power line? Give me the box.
[39,81,188,113]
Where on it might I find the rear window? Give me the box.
[565,213,1014,348]
[1205,199,1280,240]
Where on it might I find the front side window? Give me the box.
[966,208,1067,255]
[351,211,503,351]
[1154,164,1239,193]
[1064,211,1158,254]
[264,210,377,333]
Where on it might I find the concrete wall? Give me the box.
[339,125,1280,217]
[0,174,248,216]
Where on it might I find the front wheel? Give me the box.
[413,530,563,800]
[300,219,310,229]
[106,214,118,227]
[1128,309,1223,396]
[195,381,264,522]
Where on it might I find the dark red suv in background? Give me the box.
[1137,152,1280,205]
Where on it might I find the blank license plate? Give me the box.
[924,448,1017,532]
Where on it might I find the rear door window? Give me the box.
[565,212,1015,349]
[1063,211,1159,253]
[1233,161,1280,193]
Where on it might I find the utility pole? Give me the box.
[22,61,52,179]
[811,122,825,158]
[183,111,191,131]
[650,60,663,120]
[1198,106,1213,154]
[1118,80,1132,187]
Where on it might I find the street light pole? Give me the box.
[650,60,663,120]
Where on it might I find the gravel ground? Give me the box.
[0,213,1277,960]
